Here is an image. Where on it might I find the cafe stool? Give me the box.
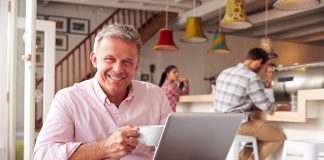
[281,140,324,160]
[227,135,259,160]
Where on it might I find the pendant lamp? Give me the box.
[220,0,252,30]
[180,0,208,43]
[274,0,321,10]
[153,0,178,51]
[153,28,178,50]
[209,33,231,54]
[260,0,278,59]
[209,7,231,54]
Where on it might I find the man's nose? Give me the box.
[112,62,123,72]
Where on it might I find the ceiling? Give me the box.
[40,0,324,46]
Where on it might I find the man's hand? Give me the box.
[101,125,140,158]
[69,125,140,160]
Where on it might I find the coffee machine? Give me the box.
[272,61,324,107]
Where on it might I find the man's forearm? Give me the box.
[69,140,106,160]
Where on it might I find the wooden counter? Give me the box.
[178,88,324,122]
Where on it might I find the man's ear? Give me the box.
[90,51,98,68]
[135,59,139,71]
[256,59,262,67]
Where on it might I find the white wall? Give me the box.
[140,31,324,94]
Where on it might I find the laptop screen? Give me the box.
[153,112,244,160]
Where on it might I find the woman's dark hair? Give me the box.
[159,65,177,87]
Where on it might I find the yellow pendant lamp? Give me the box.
[209,33,231,54]
[180,17,208,43]
[153,0,178,51]
[220,0,252,30]
[180,0,207,43]
[274,0,321,10]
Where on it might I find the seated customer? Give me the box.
[33,24,171,160]
[159,65,189,112]
[213,48,286,160]
[263,63,277,88]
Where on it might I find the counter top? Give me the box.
[178,88,324,122]
[179,94,213,102]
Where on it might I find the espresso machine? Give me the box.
[272,61,324,107]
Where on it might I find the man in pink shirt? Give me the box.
[33,24,171,160]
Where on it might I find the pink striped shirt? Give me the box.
[33,76,171,160]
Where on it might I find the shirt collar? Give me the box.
[92,74,135,105]
[237,63,249,69]
[92,74,107,105]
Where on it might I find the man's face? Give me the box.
[90,37,139,97]
[252,60,264,73]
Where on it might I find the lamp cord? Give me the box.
[166,0,169,28]
[265,0,268,38]
[218,5,221,34]
[193,0,196,17]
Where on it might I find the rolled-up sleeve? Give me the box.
[33,91,81,160]
[247,76,275,114]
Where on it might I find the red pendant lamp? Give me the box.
[153,28,178,51]
[153,1,178,51]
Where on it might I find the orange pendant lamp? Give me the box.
[153,1,178,51]
[180,0,207,43]
[220,0,252,30]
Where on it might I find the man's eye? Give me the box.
[123,61,133,65]
[104,58,115,62]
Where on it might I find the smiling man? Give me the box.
[33,24,171,160]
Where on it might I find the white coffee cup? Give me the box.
[138,125,164,146]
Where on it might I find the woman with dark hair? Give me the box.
[159,65,189,112]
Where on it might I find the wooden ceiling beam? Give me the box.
[270,21,324,40]
[47,0,186,13]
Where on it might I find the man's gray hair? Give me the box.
[93,24,142,54]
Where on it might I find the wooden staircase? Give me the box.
[36,8,177,92]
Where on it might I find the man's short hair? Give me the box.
[93,24,142,54]
[246,48,269,64]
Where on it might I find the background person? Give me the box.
[159,65,189,112]
[33,24,171,160]
[263,63,277,88]
[213,48,286,160]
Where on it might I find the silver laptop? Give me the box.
[153,112,244,160]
